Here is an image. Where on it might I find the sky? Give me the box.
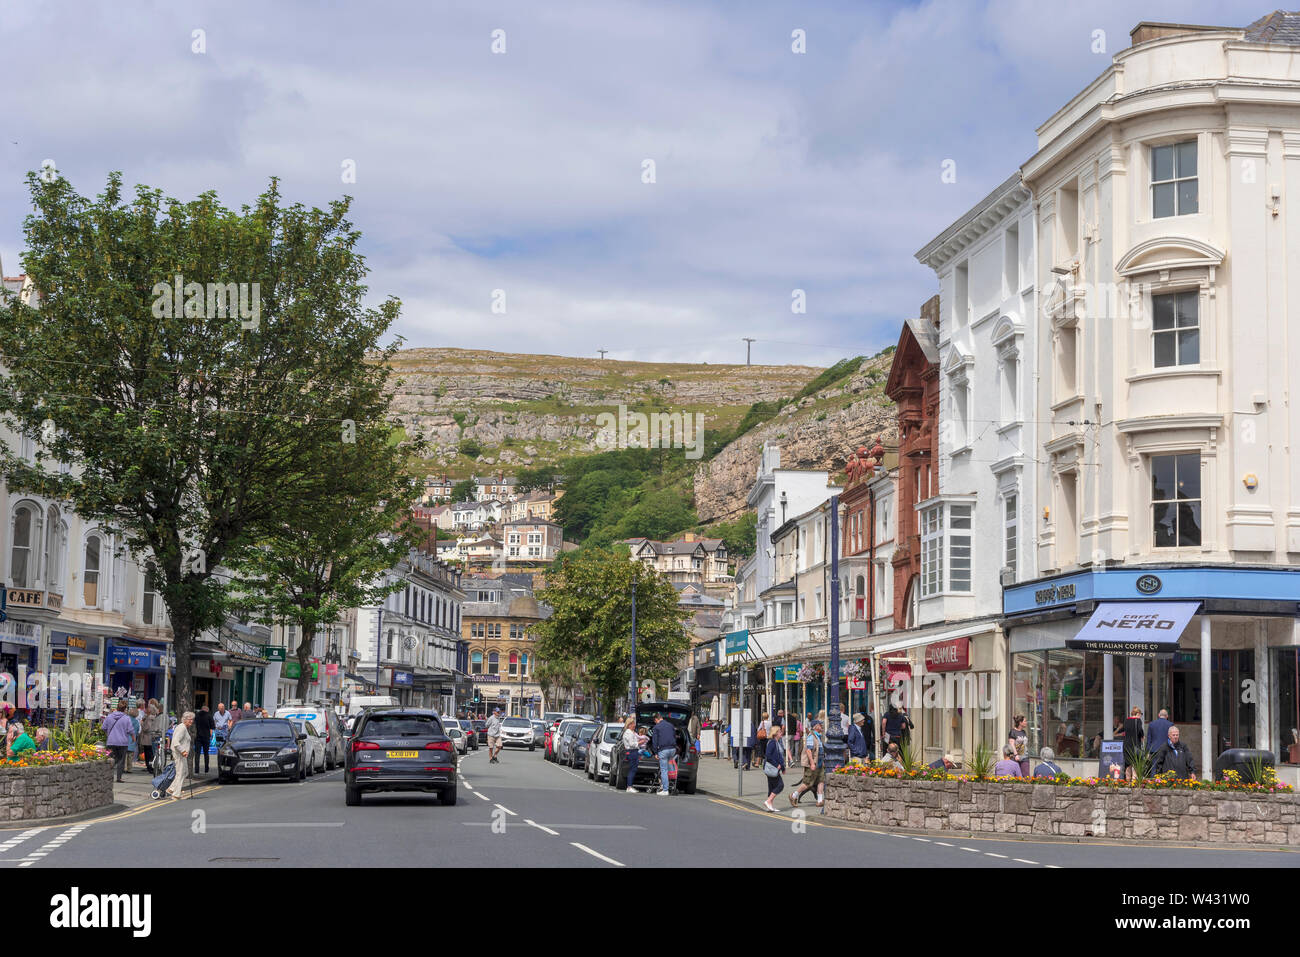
[0,0,1277,367]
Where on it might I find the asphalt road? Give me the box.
[3,747,1298,868]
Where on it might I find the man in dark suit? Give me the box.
[192,705,215,774]
[1146,708,1172,754]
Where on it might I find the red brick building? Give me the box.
[884,295,940,630]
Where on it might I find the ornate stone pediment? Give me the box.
[1115,236,1225,278]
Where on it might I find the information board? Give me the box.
[1098,739,1125,779]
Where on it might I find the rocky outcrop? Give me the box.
[692,359,897,523]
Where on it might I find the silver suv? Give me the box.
[500,715,536,751]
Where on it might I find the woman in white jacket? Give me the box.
[167,711,194,799]
[621,717,640,793]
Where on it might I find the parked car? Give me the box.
[218,718,309,783]
[549,718,583,763]
[275,705,346,770]
[586,722,624,781]
[557,720,597,766]
[346,695,399,716]
[500,716,536,750]
[345,708,458,807]
[445,724,468,755]
[571,723,599,768]
[288,719,326,775]
[609,702,698,793]
[530,719,546,747]
[443,718,478,751]
[470,719,488,745]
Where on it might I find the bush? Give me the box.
[458,438,482,459]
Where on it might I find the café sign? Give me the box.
[1034,583,1076,606]
[7,588,47,610]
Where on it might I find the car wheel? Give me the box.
[299,762,307,781]
[613,763,625,789]
[587,761,594,779]
[530,744,536,752]
[326,753,335,771]
[218,773,231,785]
[681,777,697,795]
[345,785,361,807]
[440,785,458,806]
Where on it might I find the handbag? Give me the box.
[668,757,678,781]
[763,760,780,778]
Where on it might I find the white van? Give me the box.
[346,695,398,717]
[274,705,346,770]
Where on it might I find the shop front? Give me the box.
[1002,565,1300,783]
[0,620,42,689]
[392,668,414,706]
[106,639,167,703]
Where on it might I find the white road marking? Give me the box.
[1013,858,1038,865]
[525,819,559,836]
[960,847,981,853]
[494,804,517,817]
[16,824,90,868]
[475,792,490,801]
[1045,864,1063,869]
[935,842,954,847]
[985,852,1007,859]
[571,842,624,866]
[912,837,931,842]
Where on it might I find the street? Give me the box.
[4,749,1298,869]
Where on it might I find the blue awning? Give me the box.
[1065,601,1201,656]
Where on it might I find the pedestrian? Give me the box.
[688,710,701,752]
[791,715,802,766]
[239,701,255,722]
[846,713,869,764]
[755,712,769,768]
[1151,725,1195,780]
[125,704,141,773]
[650,712,677,796]
[620,717,641,792]
[103,700,133,782]
[790,718,825,807]
[1009,714,1030,777]
[863,709,876,760]
[4,722,35,762]
[882,705,905,752]
[193,705,215,775]
[212,702,232,736]
[1122,707,1145,782]
[1033,746,1064,778]
[881,742,904,771]
[1146,708,1172,754]
[32,727,51,752]
[168,711,194,800]
[485,708,504,763]
[138,701,156,769]
[839,708,851,738]
[762,724,786,812]
[994,745,1023,777]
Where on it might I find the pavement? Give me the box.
[2,745,1297,868]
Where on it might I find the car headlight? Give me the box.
[219,745,236,757]
[276,745,299,757]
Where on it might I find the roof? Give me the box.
[504,518,560,527]
[624,537,725,556]
[1243,10,1300,42]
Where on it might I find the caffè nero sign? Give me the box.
[1034,582,1076,606]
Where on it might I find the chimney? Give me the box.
[1129,20,1224,46]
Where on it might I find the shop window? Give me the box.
[1274,649,1300,765]
[1151,453,1202,547]
[1152,290,1199,368]
[1151,140,1197,218]
[1012,652,1045,757]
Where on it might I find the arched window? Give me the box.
[84,534,102,607]
[509,651,519,676]
[488,651,499,675]
[10,501,40,589]
[45,506,67,593]
[471,651,483,675]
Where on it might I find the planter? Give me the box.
[0,758,115,823]
[824,774,1300,844]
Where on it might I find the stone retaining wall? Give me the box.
[0,759,115,823]
[825,774,1300,844]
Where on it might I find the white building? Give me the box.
[1002,12,1300,781]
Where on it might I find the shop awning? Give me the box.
[1065,601,1201,656]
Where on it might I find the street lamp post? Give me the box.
[629,565,638,715]
[824,495,846,773]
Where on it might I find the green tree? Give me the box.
[534,549,689,720]
[0,172,401,713]
[450,478,477,502]
[516,464,557,492]
[706,512,756,558]
[229,424,424,700]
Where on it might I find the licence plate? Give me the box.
[242,761,272,769]
[387,750,419,759]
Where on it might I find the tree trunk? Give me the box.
[295,621,314,700]
[173,624,194,717]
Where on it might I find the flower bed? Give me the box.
[0,749,115,822]
[834,761,1293,794]
[825,767,1300,844]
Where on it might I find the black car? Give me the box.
[570,724,598,768]
[471,719,488,745]
[218,718,309,783]
[345,708,458,807]
[609,702,698,793]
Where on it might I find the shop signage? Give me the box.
[724,630,749,656]
[1066,601,1200,656]
[262,646,287,662]
[286,660,318,680]
[109,647,155,669]
[1136,574,1162,594]
[1034,583,1076,606]
[0,621,42,648]
[924,637,970,672]
[7,588,46,610]
[1098,740,1124,779]
[51,649,68,664]
[393,671,413,687]
[772,665,799,682]
[846,677,866,690]
[51,634,100,657]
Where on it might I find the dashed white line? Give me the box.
[571,842,624,867]
[912,837,931,842]
[935,842,954,847]
[474,792,490,802]
[525,819,559,836]
[985,852,1007,859]
[960,847,981,853]
[494,804,517,817]
[1013,858,1038,865]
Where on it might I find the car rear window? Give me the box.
[362,714,442,737]
[578,726,596,741]
[230,720,294,741]
[503,717,530,728]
